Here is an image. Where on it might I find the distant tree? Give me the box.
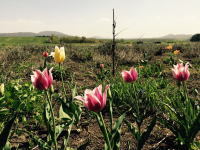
[190,34,200,42]
[136,41,143,44]
[80,36,86,43]
[48,34,59,44]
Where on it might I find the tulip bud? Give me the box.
[42,52,49,57]
[121,67,138,83]
[100,64,104,69]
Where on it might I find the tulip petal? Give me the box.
[86,94,101,112]
[122,71,133,82]
[60,47,65,62]
[130,67,138,81]
[33,70,49,90]
[43,68,53,88]
[93,85,103,101]
[50,52,55,57]
[74,96,85,102]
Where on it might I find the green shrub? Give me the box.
[190,34,200,42]
[97,41,112,55]
[69,48,93,62]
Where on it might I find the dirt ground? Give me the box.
[3,49,200,150]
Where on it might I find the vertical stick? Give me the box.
[112,8,116,76]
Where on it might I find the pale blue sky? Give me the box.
[1,0,200,38]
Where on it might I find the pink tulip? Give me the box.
[75,85,110,112]
[121,67,138,83]
[172,63,190,81]
[31,68,53,90]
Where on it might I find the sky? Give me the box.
[1,0,200,38]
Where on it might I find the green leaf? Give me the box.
[138,116,157,150]
[55,118,73,139]
[125,119,139,139]
[62,119,74,149]
[28,131,50,150]
[110,114,125,150]
[2,141,11,150]
[189,112,200,143]
[0,114,16,149]
[59,104,71,120]
[71,85,77,99]
[61,100,82,124]
[43,102,53,144]
[108,89,113,131]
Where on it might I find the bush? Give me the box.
[47,34,60,44]
[47,36,97,44]
[97,41,112,55]
[190,34,200,42]
[69,48,93,62]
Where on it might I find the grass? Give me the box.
[0,36,191,47]
[0,36,49,46]
[0,37,199,149]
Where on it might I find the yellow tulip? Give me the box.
[53,46,65,63]
[0,83,4,95]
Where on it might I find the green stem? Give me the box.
[46,91,58,150]
[132,83,140,128]
[65,119,74,146]
[43,58,47,69]
[96,112,112,150]
[109,98,113,131]
[182,81,193,123]
[182,81,188,101]
[59,63,67,101]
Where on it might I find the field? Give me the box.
[0,36,199,150]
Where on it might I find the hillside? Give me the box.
[0,31,68,37]
[160,34,192,40]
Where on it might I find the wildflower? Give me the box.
[42,51,49,57]
[51,46,65,63]
[139,66,144,69]
[165,45,173,50]
[75,85,110,112]
[121,67,138,83]
[173,50,180,55]
[172,63,190,81]
[31,68,53,90]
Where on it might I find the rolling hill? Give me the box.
[0,31,68,37]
